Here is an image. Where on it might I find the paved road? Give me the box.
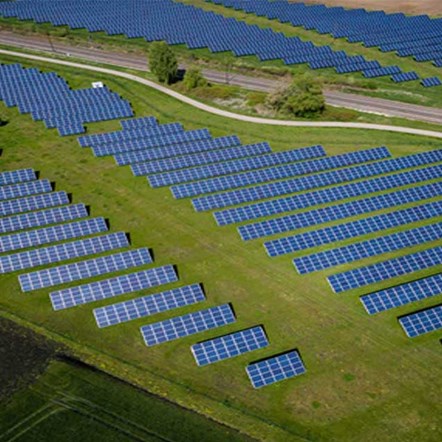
[2,48,442,140]
[1,31,441,125]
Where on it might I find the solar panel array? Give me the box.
[19,248,153,292]
[0,232,129,274]
[210,0,442,75]
[0,204,88,235]
[399,305,442,338]
[294,223,442,274]
[0,63,133,135]
[174,146,391,199]
[265,200,442,257]
[140,304,236,346]
[196,149,442,213]
[50,265,178,310]
[239,181,442,241]
[246,350,306,388]
[149,145,326,188]
[0,191,69,217]
[0,168,36,186]
[328,246,442,293]
[0,0,414,82]
[93,284,206,328]
[191,326,269,366]
[0,179,52,201]
[361,274,442,315]
[0,217,108,253]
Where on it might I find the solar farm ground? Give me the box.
[1,1,442,110]
[0,56,441,441]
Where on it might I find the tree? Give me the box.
[148,42,178,85]
[182,67,207,90]
[266,75,325,117]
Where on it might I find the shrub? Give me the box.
[148,41,178,84]
[183,67,208,90]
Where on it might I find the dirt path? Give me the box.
[302,0,442,16]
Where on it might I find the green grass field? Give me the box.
[1,358,253,442]
[0,53,441,442]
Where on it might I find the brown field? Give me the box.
[301,0,442,16]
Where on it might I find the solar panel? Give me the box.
[131,140,267,175]
[50,265,177,310]
[239,181,442,241]
[0,191,69,217]
[361,274,442,315]
[120,116,158,130]
[0,179,52,201]
[265,200,442,257]
[0,217,108,253]
[328,246,442,293]
[191,326,269,366]
[92,129,211,157]
[399,305,442,337]
[0,204,88,235]
[148,144,326,188]
[294,223,442,274]
[246,350,306,389]
[0,168,36,186]
[93,284,205,328]
[173,146,391,199]
[0,232,128,274]
[140,304,235,346]
[19,248,152,292]
[114,136,235,166]
[197,150,442,213]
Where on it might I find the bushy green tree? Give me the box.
[182,67,208,90]
[266,76,325,117]
[148,42,178,85]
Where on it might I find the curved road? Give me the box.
[1,48,442,140]
[1,31,442,125]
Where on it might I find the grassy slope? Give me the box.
[1,0,442,109]
[0,55,441,441]
[0,359,253,442]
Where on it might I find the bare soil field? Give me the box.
[302,0,442,16]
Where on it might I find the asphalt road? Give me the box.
[2,48,442,141]
[0,31,441,125]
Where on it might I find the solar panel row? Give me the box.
[328,246,442,293]
[361,274,442,315]
[92,129,211,157]
[294,222,442,274]
[149,144,326,188]
[50,265,177,310]
[94,284,206,328]
[0,191,69,217]
[120,116,158,130]
[0,217,108,253]
[0,179,52,202]
[191,326,269,366]
[131,141,269,176]
[0,168,36,187]
[114,135,237,166]
[246,350,306,389]
[140,304,236,346]
[0,232,129,274]
[174,146,392,199]
[399,305,442,337]
[198,149,442,213]
[239,180,442,241]
[265,200,442,257]
[19,248,152,292]
[0,203,88,235]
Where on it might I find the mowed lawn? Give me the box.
[0,56,441,442]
